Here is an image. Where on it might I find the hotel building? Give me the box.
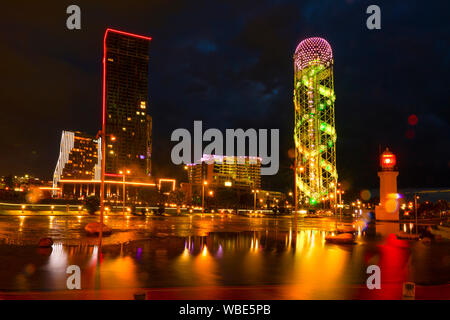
[187,154,261,189]
[53,131,101,190]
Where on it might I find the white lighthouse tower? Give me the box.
[375,148,400,221]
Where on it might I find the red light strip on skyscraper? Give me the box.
[105,28,152,41]
[105,173,123,177]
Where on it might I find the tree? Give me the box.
[169,189,186,214]
[435,200,448,212]
[168,189,185,206]
[85,196,99,215]
[4,174,14,189]
[216,188,237,208]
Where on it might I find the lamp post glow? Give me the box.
[294,165,304,219]
[202,180,207,213]
[414,194,418,234]
[252,189,259,212]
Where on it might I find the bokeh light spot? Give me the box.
[408,114,418,126]
[360,189,371,201]
[385,193,401,213]
[405,129,415,139]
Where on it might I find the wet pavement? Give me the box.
[0,215,449,299]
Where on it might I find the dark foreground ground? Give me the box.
[0,215,449,299]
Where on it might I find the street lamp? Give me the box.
[252,189,259,212]
[202,180,207,213]
[330,181,338,216]
[337,188,344,220]
[414,194,419,234]
[119,169,131,216]
[294,166,305,219]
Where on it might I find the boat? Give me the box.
[337,225,357,233]
[395,231,420,240]
[84,222,112,236]
[429,225,450,239]
[325,233,355,244]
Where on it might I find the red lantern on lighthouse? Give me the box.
[380,148,396,171]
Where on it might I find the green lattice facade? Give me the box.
[293,37,337,206]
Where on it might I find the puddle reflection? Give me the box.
[0,216,448,298]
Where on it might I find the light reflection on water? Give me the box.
[0,215,448,298]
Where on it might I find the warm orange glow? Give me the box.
[39,187,61,191]
[158,178,176,191]
[59,179,156,187]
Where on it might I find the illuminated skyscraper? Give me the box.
[187,155,261,189]
[53,131,101,189]
[293,37,337,206]
[103,29,152,178]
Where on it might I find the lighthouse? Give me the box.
[375,148,400,221]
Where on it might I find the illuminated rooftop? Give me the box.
[294,37,333,70]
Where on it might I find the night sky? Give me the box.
[1,0,449,195]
